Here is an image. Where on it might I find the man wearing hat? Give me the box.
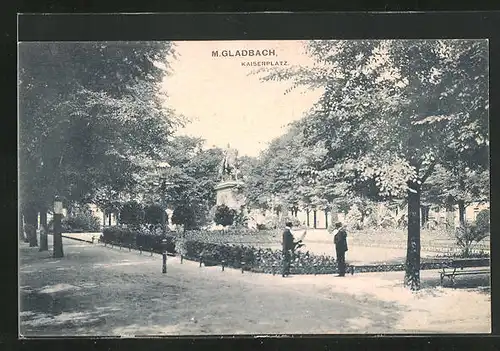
[333,222,348,277]
[282,221,295,277]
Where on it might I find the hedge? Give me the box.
[101,226,176,254]
[50,212,101,233]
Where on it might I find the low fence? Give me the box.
[96,237,459,276]
[348,239,490,253]
[60,228,490,276]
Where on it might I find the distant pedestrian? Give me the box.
[282,221,295,277]
[333,222,348,277]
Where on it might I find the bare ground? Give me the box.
[19,238,490,336]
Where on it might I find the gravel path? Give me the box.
[19,238,402,336]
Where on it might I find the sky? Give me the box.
[162,40,324,157]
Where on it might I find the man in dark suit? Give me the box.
[282,221,295,277]
[333,222,348,277]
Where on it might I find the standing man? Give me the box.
[282,221,295,277]
[333,222,348,277]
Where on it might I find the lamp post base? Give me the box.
[162,252,167,274]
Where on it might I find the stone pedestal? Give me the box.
[215,180,245,210]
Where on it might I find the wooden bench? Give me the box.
[440,258,490,286]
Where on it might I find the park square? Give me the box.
[18,39,490,336]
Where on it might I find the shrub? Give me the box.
[259,215,302,230]
[345,204,363,230]
[144,204,165,225]
[136,231,176,253]
[365,205,396,228]
[62,212,101,232]
[281,216,302,228]
[102,226,136,245]
[475,209,490,236]
[171,205,197,230]
[120,201,144,227]
[101,225,176,253]
[214,204,237,227]
[455,222,489,257]
[24,224,37,246]
[233,207,249,228]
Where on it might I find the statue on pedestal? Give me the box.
[219,144,241,181]
[215,144,245,210]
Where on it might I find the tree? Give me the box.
[171,205,197,232]
[119,201,145,228]
[255,39,488,290]
[455,222,489,257]
[214,204,237,228]
[144,204,165,226]
[153,136,225,227]
[475,209,490,236]
[244,121,327,215]
[422,164,489,228]
[19,42,179,255]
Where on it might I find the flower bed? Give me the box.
[100,227,457,275]
[183,228,280,245]
[181,241,340,273]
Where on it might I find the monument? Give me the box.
[215,144,245,210]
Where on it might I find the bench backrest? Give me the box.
[451,258,490,268]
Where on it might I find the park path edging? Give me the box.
[61,234,94,244]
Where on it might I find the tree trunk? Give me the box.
[108,213,112,226]
[53,212,64,258]
[313,210,317,229]
[404,183,421,291]
[103,211,106,227]
[331,206,338,224]
[24,204,38,247]
[445,196,455,232]
[421,206,430,228]
[66,203,73,217]
[19,212,26,243]
[458,200,466,226]
[360,211,366,227]
[39,209,48,251]
[420,206,425,227]
[161,210,167,236]
[306,209,310,227]
[324,209,329,229]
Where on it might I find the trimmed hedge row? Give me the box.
[101,226,176,254]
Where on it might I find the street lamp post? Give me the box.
[160,178,167,236]
[161,237,168,274]
[157,161,171,274]
[39,208,49,252]
[53,197,64,258]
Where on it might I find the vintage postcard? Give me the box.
[18,38,490,336]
